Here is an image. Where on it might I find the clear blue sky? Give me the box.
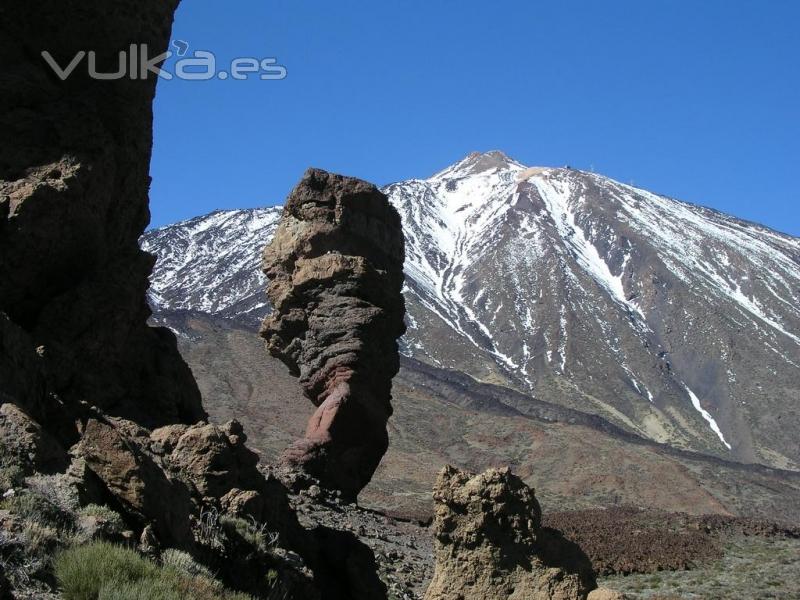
[150,0,799,236]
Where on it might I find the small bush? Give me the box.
[55,542,158,600]
[78,504,124,525]
[161,548,215,580]
[221,515,261,547]
[22,521,60,556]
[220,515,279,552]
[78,504,126,536]
[98,578,180,600]
[1,489,74,530]
[0,440,27,492]
[56,542,252,600]
[0,463,24,491]
[25,474,81,514]
[98,573,241,600]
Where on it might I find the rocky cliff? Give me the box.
[0,3,390,598]
[0,0,204,429]
[261,168,406,501]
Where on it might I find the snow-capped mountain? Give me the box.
[143,207,282,325]
[141,152,800,470]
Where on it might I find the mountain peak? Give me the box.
[431,150,524,180]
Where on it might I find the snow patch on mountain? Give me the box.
[684,384,732,450]
[142,207,281,323]
[531,174,644,319]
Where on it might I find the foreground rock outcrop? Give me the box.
[0,2,389,598]
[262,168,406,500]
[0,0,204,429]
[425,466,596,600]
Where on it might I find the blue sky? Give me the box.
[150,1,799,236]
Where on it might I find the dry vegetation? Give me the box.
[600,535,800,599]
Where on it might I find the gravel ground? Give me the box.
[277,470,433,600]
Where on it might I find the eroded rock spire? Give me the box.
[261,168,406,501]
[425,466,597,600]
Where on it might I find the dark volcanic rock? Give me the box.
[0,3,356,598]
[261,168,406,500]
[0,314,48,421]
[74,417,195,549]
[425,466,596,600]
[0,0,204,428]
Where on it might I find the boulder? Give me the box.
[167,421,259,499]
[73,418,195,549]
[0,402,68,474]
[425,466,596,600]
[156,420,308,549]
[261,168,406,500]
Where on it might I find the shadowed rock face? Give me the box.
[0,0,204,428]
[0,2,316,596]
[261,168,406,500]
[425,466,596,600]
[0,5,391,598]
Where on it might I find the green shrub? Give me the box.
[156,570,253,600]
[55,542,158,600]
[220,515,278,552]
[78,505,124,525]
[1,489,74,530]
[0,463,24,491]
[77,504,126,536]
[221,515,258,544]
[161,548,215,580]
[56,542,252,600]
[98,578,180,600]
[0,440,26,492]
[22,520,60,556]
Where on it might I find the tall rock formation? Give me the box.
[262,168,406,500]
[0,3,357,597]
[0,0,204,429]
[425,466,596,600]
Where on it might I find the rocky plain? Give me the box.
[1,1,800,600]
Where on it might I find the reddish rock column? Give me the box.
[261,168,406,501]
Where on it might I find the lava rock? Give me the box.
[261,168,406,501]
[73,418,195,549]
[425,466,596,600]
[0,0,205,429]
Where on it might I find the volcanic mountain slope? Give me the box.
[151,311,800,524]
[142,152,800,470]
[144,207,282,326]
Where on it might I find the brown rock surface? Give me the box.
[587,589,626,600]
[425,466,596,600]
[261,168,406,500]
[166,420,259,498]
[0,4,350,597]
[74,417,195,549]
[0,0,204,428]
